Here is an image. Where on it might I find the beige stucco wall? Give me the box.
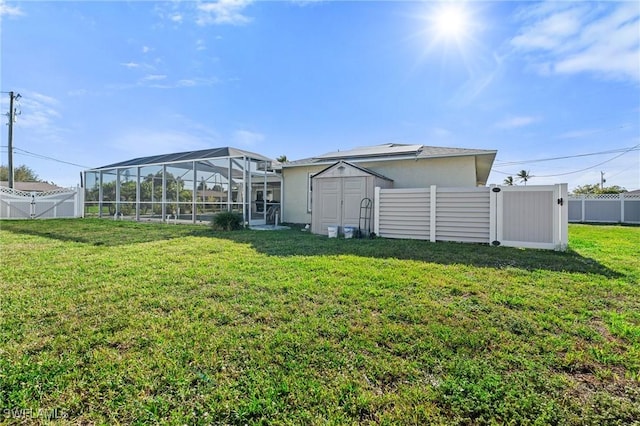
[282,156,478,224]
[364,156,477,188]
[281,164,327,224]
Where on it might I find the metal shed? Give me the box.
[311,161,393,236]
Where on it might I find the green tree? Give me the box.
[517,170,532,185]
[572,183,627,195]
[503,176,515,186]
[0,164,40,182]
[276,155,288,163]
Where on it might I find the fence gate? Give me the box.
[0,186,84,219]
[491,184,568,250]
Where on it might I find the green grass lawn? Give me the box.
[1,219,638,425]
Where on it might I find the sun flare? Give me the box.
[433,4,469,40]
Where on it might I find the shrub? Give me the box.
[212,211,243,231]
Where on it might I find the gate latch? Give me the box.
[557,197,564,206]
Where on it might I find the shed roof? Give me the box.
[88,147,274,171]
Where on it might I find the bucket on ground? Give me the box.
[344,226,355,239]
[327,226,338,238]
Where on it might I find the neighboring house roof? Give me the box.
[282,143,497,186]
[89,147,275,170]
[0,181,63,192]
[312,161,394,182]
[625,189,640,195]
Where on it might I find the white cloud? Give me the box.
[196,0,253,26]
[142,74,167,81]
[511,2,640,82]
[495,116,541,129]
[142,46,151,54]
[196,39,207,51]
[29,92,59,107]
[109,75,219,90]
[0,0,23,17]
[148,76,220,89]
[11,92,69,149]
[511,7,587,50]
[121,61,156,72]
[232,129,264,147]
[170,13,183,23]
[17,92,61,129]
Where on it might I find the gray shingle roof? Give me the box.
[284,143,496,167]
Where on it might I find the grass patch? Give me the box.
[1,220,639,424]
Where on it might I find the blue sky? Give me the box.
[1,0,638,191]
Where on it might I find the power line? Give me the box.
[0,146,89,168]
[492,144,639,178]
[494,145,640,166]
[607,163,639,180]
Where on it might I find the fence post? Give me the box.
[621,193,625,223]
[30,192,36,219]
[557,183,568,251]
[489,185,498,245]
[80,184,85,218]
[581,195,586,222]
[429,185,437,242]
[374,186,381,236]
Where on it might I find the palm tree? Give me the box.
[517,170,532,185]
[276,155,288,163]
[503,176,515,186]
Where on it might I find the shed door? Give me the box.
[342,177,366,227]
[318,178,341,232]
[316,177,367,234]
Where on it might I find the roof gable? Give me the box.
[311,161,393,181]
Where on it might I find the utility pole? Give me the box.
[5,91,21,189]
[600,171,606,191]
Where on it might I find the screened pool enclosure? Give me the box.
[84,147,281,225]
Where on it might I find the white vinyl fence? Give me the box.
[0,186,84,219]
[568,193,640,224]
[374,184,568,250]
